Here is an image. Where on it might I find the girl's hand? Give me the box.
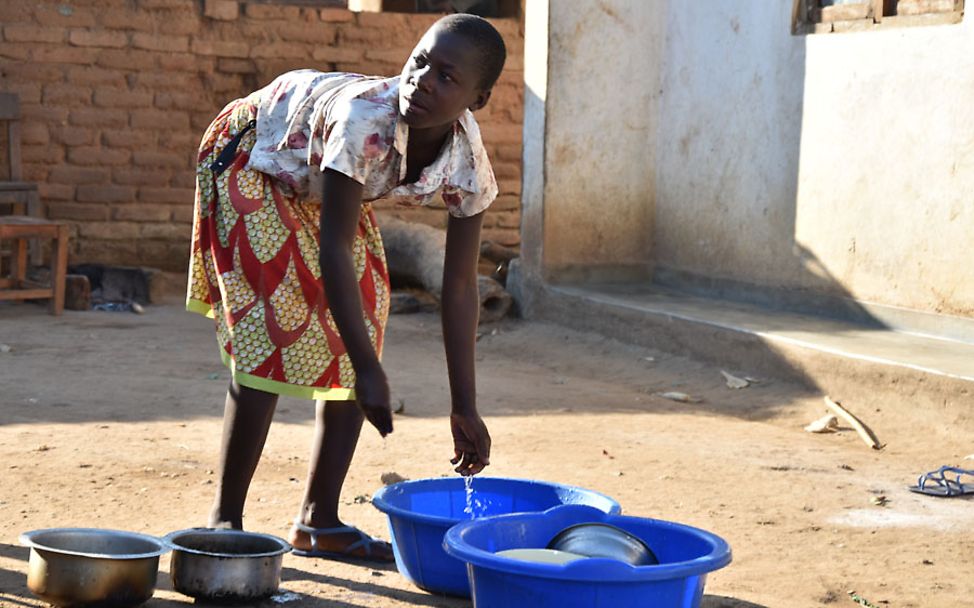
[355,365,393,437]
[449,412,491,476]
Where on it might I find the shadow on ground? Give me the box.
[0,303,818,429]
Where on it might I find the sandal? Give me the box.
[290,519,395,562]
[909,465,974,497]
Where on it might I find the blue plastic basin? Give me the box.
[443,504,732,608]
[372,477,621,597]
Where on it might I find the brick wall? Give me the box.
[0,0,523,271]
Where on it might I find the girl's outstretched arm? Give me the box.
[319,168,393,436]
[442,211,491,475]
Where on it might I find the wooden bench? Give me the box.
[0,216,69,315]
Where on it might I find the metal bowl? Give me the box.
[165,528,291,602]
[19,528,169,608]
[547,523,659,566]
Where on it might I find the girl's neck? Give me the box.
[407,122,454,150]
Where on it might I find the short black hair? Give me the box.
[434,14,507,90]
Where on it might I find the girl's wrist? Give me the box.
[450,398,477,415]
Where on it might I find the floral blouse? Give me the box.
[246,69,498,218]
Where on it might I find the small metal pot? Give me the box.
[165,528,291,602]
[19,528,169,608]
[547,523,659,566]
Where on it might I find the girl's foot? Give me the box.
[288,520,394,563]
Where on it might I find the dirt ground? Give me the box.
[0,298,971,608]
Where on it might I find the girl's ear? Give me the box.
[469,89,491,112]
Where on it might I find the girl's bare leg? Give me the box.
[208,381,278,529]
[290,399,393,560]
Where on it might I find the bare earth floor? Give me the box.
[0,301,971,608]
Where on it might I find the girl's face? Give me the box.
[399,27,490,130]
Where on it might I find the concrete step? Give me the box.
[526,283,974,429]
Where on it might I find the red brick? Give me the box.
[311,46,363,63]
[481,227,519,247]
[33,5,97,28]
[93,88,154,109]
[0,82,42,105]
[69,108,127,128]
[20,122,50,146]
[32,45,98,64]
[365,48,409,63]
[48,166,111,185]
[245,4,300,19]
[68,29,128,48]
[320,8,354,22]
[138,187,195,204]
[48,202,110,221]
[191,39,250,58]
[131,32,189,53]
[99,10,155,32]
[103,130,156,149]
[53,127,95,147]
[334,62,386,76]
[68,146,131,166]
[137,240,188,270]
[4,25,66,44]
[78,239,139,263]
[482,123,522,145]
[80,221,141,240]
[1,2,32,22]
[0,62,64,83]
[273,22,336,44]
[130,109,191,131]
[140,0,196,9]
[337,26,393,46]
[158,131,198,151]
[38,183,75,200]
[497,179,520,195]
[199,72,244,94]
[112,204,172,222]
[170,171,197,189]
[154,91,197,111]
[496,211,521,229]
[97,48,157,71]
[133,150,191,168]
[250,42,309,59]
[22,105,69,124]
[191,112,217,132]
[357,11,413,29]
[42,83,92,106]
[23,143,64,164]
[0,43,30,61]
[158,53,203,71]
[489,194,521,212]
[216,57,256,74]
[141,222,189,239]
[129,72,195,89]
[65,65,126,87]
[77,185,137,203]
[493,143,522,162]
[491,161,520,180]
[171,204,195,223]
[113,167,172,187]
[204,0,240,21]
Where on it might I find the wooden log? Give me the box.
[480,240,519,264]
[377,213,513,322]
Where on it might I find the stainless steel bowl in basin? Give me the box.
[165,528,291,602]
[19,528,169,608]
[547,523,659,566]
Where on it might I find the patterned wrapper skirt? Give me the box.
[187,95,390,401]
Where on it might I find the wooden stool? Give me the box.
[0,216,69,315]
